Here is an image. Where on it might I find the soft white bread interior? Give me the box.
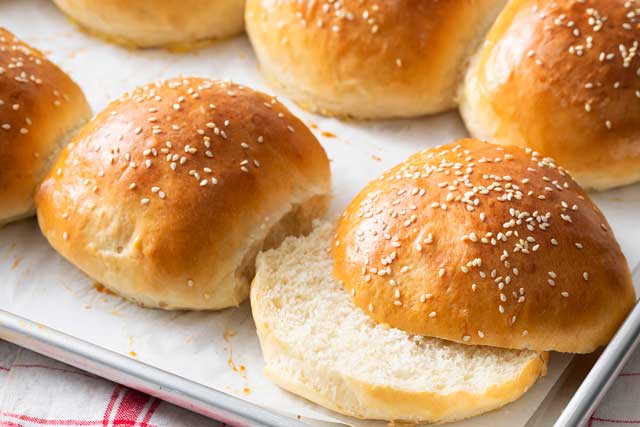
[245,0,507,119]
[251,222,548,423]
[36,78,331,310]
[52,0,245,49]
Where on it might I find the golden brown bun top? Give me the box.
[462,0,640,190]
[334,139,634,353]
[0,27,91,223]
[245,0,507,118]
[36,77,330,309]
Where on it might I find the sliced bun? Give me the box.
[36,78,331,310]
[52,0,245,49]
[459,0,640,190]
[252,222,547,423]
[0,28,91,225]
[334,139,634,353]
[245,0,507,119]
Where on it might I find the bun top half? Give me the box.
[334,138,634,353]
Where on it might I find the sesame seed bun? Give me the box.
[459,0,640,191]
[333,139,634,353]
[52,0,245,49]
[245,0,507,119]
[36,77,331,310]
[0,28,91,225]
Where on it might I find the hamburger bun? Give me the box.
[36,77,331,310]
[246,0,507,119]
[52,0,245,49]
[0,28,91,225]
[460,0,640,190]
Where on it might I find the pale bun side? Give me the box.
[246,0,507,119]
[334,139,634,353]
[459,0,640,191]
[0,28,91,225]
[36,78,331,310]
[252,222,547,423]
[52,0,245,48]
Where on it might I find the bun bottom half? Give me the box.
[251,222,547,423]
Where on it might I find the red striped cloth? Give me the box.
[0,341,219,427]
[589,346,640,426]
[1,340,639,426]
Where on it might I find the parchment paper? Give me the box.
[1,1,639,425]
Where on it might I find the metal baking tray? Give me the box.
[2,1,640,426]
[2,261,638,426]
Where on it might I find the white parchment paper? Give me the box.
[1,1,639,425]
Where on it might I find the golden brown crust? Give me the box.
[36,77,330,310]
[52,0,245,49]
[246,0,507,119]
[460,0,640,190]
[262,350,548,423]
[334,139,634,353]
[0,28,91,224]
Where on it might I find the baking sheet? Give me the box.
[1,1,639,426]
